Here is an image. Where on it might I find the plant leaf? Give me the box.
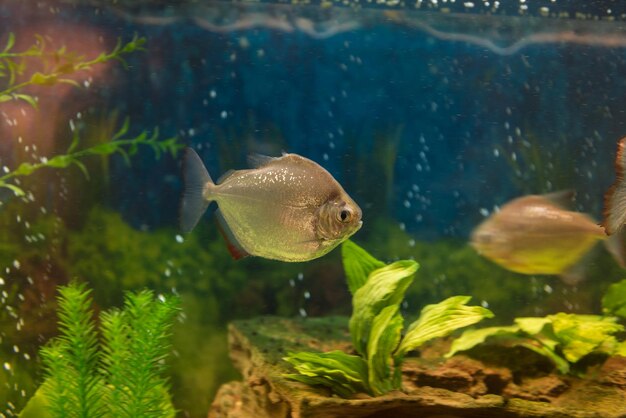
[14,94,38,108]
[548,313,623,363]
[602,279,626,318]
[349,260,418,356]
[514,317,552,335]
[366,305,404,395]
[446,325,521,358]
[518,340,571,374]
[396,296,493,357]
[4,33,15,52]
[16,384,52,418]
[284,350,370,396]
[341,240,386,294]
[1,182,25,196]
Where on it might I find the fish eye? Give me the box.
[338,209,351,223]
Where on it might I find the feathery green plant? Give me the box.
[0,33,182,197]
[0,33,145,105]
[19,282,180,418]
[0,118,181,197]
[39,284,106,418]
[283,240,493,397]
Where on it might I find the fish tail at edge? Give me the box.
[603,137,626,235]
[180,147,213,233]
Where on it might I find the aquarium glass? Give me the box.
[2,0,626,416]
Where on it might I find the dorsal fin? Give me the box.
[216,169,236,184]
[541,190,575,209]
[247,154,277,169]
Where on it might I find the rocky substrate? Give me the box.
[208,316,626,418]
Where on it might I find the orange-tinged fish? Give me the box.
[180,148,362,262]
[604,137,626,235]
[471,192,625,284]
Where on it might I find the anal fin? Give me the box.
[215,209,250,260]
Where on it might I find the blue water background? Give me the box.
[4,2,624,241]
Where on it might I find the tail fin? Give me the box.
[604,229,626,269]
[180,147,212,233]
[603,137,626,235]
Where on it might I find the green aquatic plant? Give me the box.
[447,278,626,374]
[19,282,180,418]
[0,33,145,105]
[0,118,181,197]
[602,278,626,319]
[284,240,493,397]
[0,33,182,197]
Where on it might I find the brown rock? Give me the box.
[209,316,626,418]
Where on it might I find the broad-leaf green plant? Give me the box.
[447,278,626,374]
[284,240,494,397]
[19,282,181,418]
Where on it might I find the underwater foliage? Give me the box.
[0,33,181,197]
[19,282,180,418]
[0,118,181,197]
[283,240,493,397]
[602,279,626,319]
[448,278,626,374]
[0,33,145,105]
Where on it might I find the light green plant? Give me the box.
[447,278,626,374]
[0,118,181,197]
[19,282,180,418]
[602,279,626,319]
[0,33,182,197]
[283,240,493,397]
[0,33,145,105]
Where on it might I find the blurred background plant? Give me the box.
[0,33,183,416]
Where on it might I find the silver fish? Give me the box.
[471,191,625,284]
[180,148,362,262]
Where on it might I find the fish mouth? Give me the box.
[349,220,363,236]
